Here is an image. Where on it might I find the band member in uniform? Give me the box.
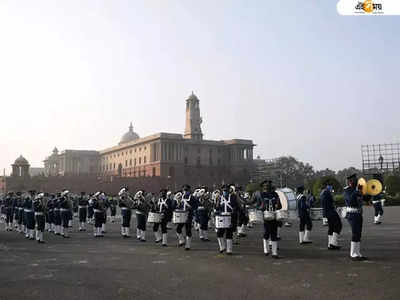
[60,190,71,238]
[101,192,109,233]
[174,184,198,250]
[54,193,62,235]
[92,192,105,237]
[23,191,36,240]
[297,186,312,244]
[118,187,132,238]
[133,190,149,242]
[215,184,238,255]
[371,174,384,225]
[88,194,94,224]
[4,192,14,231]
[253,180,282,258]
[17,192,24,233]
[78,192,88,231]
[236,187,249,238]
[320,183,342,250]
[344,174,367,261]
[109,196,117,223]
[197,188,213,241]
[152,189,172,246]
[47,195,55,233]
[33,193,46,243]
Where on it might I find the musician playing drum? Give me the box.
[197,187,212,242]
[254,180,282,258]
[297,186,312,244]
[215,185,238,255]
[152,189,173,246]
[320,183,342,250]
[33,193,46,243]
[174,185,198,250]
[78,192,88,231]
[344,174,367,261]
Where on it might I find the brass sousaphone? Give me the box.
[357,178,383,196]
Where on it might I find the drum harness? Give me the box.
[220,195,232,214]
[158,198,168,213]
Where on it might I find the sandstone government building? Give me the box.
[39,93,255,189]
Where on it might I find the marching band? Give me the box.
[0,173,386,261]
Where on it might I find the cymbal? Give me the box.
[357,178,368,195]
[367,179,383,196]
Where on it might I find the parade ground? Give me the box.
[0,207,399,300]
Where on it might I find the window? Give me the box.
[144,156,146,163]
[129,149,132,154]
[113,163,115,169]
[197,157,201,166]
[144,146,146,150]
[143,170,146,177]
[152,167,156,176]
[133,171,136,177]
[135,148,137,152]
[129,159,132,166]
[184,157,188,165]
[134,158,136,166]
[139,147,142,152]
[139,157,141,164]
[125,160,128,167]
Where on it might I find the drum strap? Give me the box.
[221,195,232,213]
[182,196,192,211]
[158,199,168,213]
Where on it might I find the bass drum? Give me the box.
[276,188,297,220]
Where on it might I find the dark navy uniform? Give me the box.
[78,193,88,231]
[174,190,198,250]
[54,195,62,235]
[215,188,238,255]
[4,193,15,231]
[109,197,117,222]
[372,193,384,224]
[92,194,105,237]
[197,190,213,241]
[133,191,149,241]
[60,196,71,238]
[344,174,367,260]
[255,190,282,257]
[119,194,132,238]
[33,196,46,243]
[320,187,342,249]
[297,190,313,244]
[152,190,172,246]
[23,196,35,239]
[47,196,55,233]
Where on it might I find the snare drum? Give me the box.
[263,210,276,221]
[310,208,323,220]
[147,212,161,223]
[215,213,232,229]
[172,210,188,224]
[276,210,288,221]
[248,209,263,223]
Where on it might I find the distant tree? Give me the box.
[313,176,341,197]
[246,182,260,194]
[384,175,400,196]
[315,168,336,178]
[274,156,315,188]
[336,167,362,186]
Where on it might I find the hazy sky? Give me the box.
[1,0,399,174]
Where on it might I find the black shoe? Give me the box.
[264,252,270,256]
[359,256,368,261]
[219,249,225,254]
[204,238,210,242]
[351,256,363,261]
[38,240,45,244]
[155,239,161,243]
[272,254,280,259]
[328,244,341,250]
[238,233,247,238]
[277,237,281,241]
[63,235,70,238]
[178,242,185,247]
[185,248,190,251]
[226,252,232,256]
[140,239,146,242]
[300,241,312,245]
[162,244,167,247]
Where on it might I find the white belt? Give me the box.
[121,207,129,210]
[79,206,88,208]
[346,207,360,213]
[24,209,33,212]
[197,206,205,210]
[60,208,69,211]
[94,209,102,213]
[35,212,44,216]
[54,208,60,211]
[136,210,143,215]
[372,201,380,204]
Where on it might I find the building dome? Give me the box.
[14,155,29,166]
[187,91,199,101]
[119,122,140,145]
